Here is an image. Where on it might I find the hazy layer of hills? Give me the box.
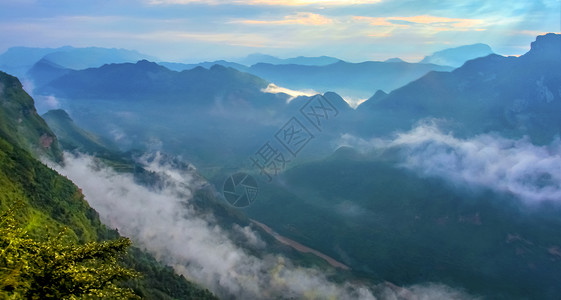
[419,43,494,67]
[156,46,492,100]
[0,46,154,79]
[247,60,453,99]
[236,53,342,67]
[14,43,494,104]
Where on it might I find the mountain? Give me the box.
[0,72,218,299]
[39,60,270,102]
[384,57,405,63]
[420,43,494,67]
[238,53,341,66]
[42,109,119,156]
[34,59,352,170]
[248,60,453,99]
[0,71,62,161]
[159,60,248,72]
[357,33,561,144]
[26,58,72,88]
[0,46,72,79]
[0,46,155,80]
[42,47,157,70]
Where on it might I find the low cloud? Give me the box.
[339,120,561,203]
[53,151,475,299]
[262,83,318,102]
[340,95,368,109]
[19,79,61,113]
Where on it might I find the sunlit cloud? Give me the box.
[390,15,483,28]
[262,83,318,102]
[352,16,400,27]
[353,14,485,32]
[236,12,333,26]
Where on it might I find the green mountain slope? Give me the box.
[43,109,118,156]
[0,72,218,299]
[0,71,62,162]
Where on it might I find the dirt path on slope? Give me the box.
[250,219,350,270]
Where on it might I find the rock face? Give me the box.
[526,33,561,60]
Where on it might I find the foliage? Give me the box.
[0,207,139,299]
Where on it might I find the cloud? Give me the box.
[353,14,485,32]
[352,16,404,27]
[54,153,375,299]
[340,95,368,109]
[236,12,333,26]
[261,83,318,102]
[390,15,483,28]
[148,0,382,6]
[52,151,476,299]
[338,120,561,203]
[40,95,60,109]
[20,79,61,113]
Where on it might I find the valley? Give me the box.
[1,9,560,297]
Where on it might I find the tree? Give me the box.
[0,207,140,299]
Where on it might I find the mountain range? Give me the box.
[1,33,561,299]
[356,33,561,144]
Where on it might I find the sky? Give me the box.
[0,0,560,62]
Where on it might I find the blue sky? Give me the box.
[0,0,559,62]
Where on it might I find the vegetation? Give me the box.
[0,208,139,299]
[0,134,218,299]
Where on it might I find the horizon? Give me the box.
[1,0,560,63]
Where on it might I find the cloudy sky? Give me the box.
[1,0,559,62]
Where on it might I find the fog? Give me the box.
[54,152,476,299]
[339,120,561,203]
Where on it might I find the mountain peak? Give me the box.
[526,33,561,59]
[44,108,72,120]
[384,57,405,63]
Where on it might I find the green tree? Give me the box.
[0,207,140,299]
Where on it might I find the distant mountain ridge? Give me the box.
[41,47,157,70]
[247,60,453,99]
[159,60,248,72]
[357,33,561,143]
[237,53,341,66]
[0,46,155,79]
[420,43,494,67]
